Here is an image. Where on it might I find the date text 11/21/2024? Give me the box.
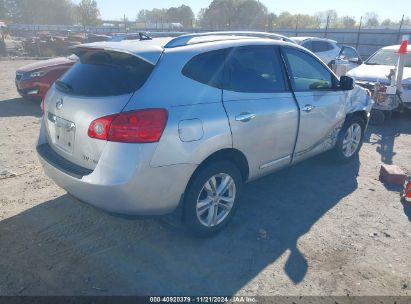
[149,297,257,303]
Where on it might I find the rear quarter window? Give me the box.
[57,50,154,97]
[182,50,225,89]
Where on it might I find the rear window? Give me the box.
[311,41,334,52]
[302,41,313,51]
[57,50,154,97]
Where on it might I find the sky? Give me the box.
[72,0,409,22]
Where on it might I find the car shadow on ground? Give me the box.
[365,111,411,165]
[403,202,411,222]
[365,111,411,222]
[0,154,359,295]
[0,97,41,118]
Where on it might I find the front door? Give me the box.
[282,47,347,162]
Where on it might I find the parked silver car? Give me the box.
[37,32,373,236]
[291,37,342,65]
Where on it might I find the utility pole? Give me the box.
[324,15,330,38]
[355,16,363,50]
[397,15,405,43]
[295,15,299,36]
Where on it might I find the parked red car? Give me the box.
[15,55,77,100]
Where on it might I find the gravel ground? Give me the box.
[0,60,410,296]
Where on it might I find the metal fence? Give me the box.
[7,23,411,59]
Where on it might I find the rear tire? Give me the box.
[333,116,365,163]
[183,161,242,237]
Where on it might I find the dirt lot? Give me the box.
[0,60,410,296]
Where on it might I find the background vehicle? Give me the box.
[291,37,361,68]
[15,54,77,100]
[329,45,363,76]
[347,44,411,124]
[108,32,187,41]
[37,32,372,236]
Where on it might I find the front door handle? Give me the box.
[302,104,315,112]
[235,112,256,122]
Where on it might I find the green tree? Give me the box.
[199,0,268,30]
[338,16,356,28]
[4,0,22,22]
[266,12,276,31]
[137,8,167,24]
[364,12,379,27]
[295,14,320,28]
[165,5,194,28]
[314,9,338,28]
[0,0,7,20]
[77,0,100,26]
[275,12,295,28]
[3,0,75,24]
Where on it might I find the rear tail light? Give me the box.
[403,178,411,204]
[88,109,168,143]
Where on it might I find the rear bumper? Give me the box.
[37,121,197,215]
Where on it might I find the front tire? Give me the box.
[333,116,365,163]
[369,109,386,125]
[183,161,242,237]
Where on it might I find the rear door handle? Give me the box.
[302,104,315,112]
[235,112,256,122]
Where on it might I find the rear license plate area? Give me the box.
[48,113,75,154]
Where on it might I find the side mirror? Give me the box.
[339,75,354,90]
[348,57,362,64]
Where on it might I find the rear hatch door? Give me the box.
[44,45,160,170]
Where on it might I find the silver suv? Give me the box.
[37,32,373,236]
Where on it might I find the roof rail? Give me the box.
[164,31,295,48]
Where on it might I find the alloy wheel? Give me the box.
[342,123,362,158]
[196,173,236,227]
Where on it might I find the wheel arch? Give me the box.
[345,110,368,126]
[189,148,249,185]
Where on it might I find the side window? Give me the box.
[339,47,359,60]
[312,41,334,52]
[224,46,286,93]
[182,50,225,89]
[302,40,313,51]
[283,47,334,91]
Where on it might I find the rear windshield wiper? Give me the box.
[55,80,73,93]
[365,62,381,65]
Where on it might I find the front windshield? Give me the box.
[366,49,411,67]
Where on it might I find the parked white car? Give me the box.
[291,37,344,65]
[347,45,411,109]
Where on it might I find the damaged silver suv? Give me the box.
[37,32,373,236]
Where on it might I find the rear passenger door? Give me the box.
[282,47,347,162]
[222,46,299,179]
